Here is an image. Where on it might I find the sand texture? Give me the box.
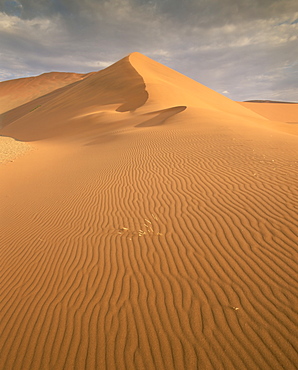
[0,136,32,164]
[0,53,297,369]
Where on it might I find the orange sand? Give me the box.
[0,53,297,369]
[0,136,32,163]
[239,101,298,123]
[0,72,88,115]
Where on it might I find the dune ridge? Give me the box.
[0,53,297,369]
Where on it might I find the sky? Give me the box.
[0,0,297,101]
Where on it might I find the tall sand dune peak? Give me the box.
[2,52,293,142]
[127,52,267,118]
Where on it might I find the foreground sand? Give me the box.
[0,53,297,369]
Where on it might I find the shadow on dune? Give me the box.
[116,90,149,112]
[136,106,187,127]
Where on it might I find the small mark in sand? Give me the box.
[151,213,158,221]
[118,227,129,235]
[138,230,146,237]
[116,215,162,238]
[231,306,240,311]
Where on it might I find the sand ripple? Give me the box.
[0,123,297,369]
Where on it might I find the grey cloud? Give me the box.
[2,0,297,23]
[0,0,297,101]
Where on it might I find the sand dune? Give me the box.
[0,52,273,142]
[239,101,298,123]
[0,53,297,369]
[0,72,88,115]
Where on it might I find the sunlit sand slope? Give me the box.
[0,53,297,369]
[239,101,298,123]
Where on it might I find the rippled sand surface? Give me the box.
[0,53,297,370]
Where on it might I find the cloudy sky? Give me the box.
[0,0,297,101]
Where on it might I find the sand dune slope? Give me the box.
[0,72,87,114]
[0,53,297,369]
[239,101,298,123]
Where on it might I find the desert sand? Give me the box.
[0,72,87,114]
[0,52,297,369]
[239,101,298,124]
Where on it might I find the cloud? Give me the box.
[0,0,297,101]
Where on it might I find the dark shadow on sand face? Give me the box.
[136,106,187,127]
[116,89,149,112]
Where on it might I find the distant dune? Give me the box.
[244,100,297,104]
[239,101,298,124]
[0,53,297,370]
[0,72,88,115]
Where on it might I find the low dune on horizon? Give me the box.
[0,52,297,369]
